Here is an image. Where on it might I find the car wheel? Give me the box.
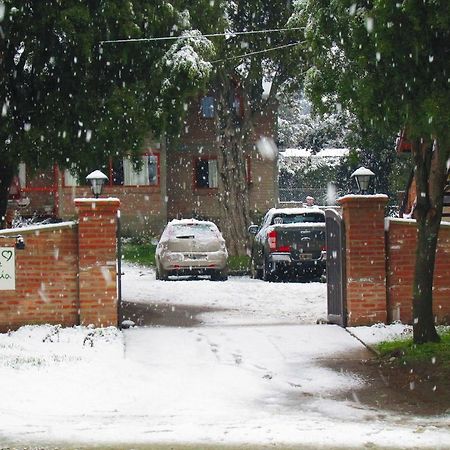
[211,270,228,281]
[262,256,274,282]
[309,268,325,282]
[156,266,169,281]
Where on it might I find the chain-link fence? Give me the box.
[279,188,328,204]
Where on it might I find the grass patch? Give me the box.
[376,328,450,367]
[121,242,156,267]
[227,255,250,272]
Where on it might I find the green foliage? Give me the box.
[278,91,351,151]
[122,242,156,267]
[377,329,450,367]
[293,4,449,193]
[0,0,214,173]
[292,0,450,143]
[228,255,251,272]
[277,90,413,208]
[335,123,413,202]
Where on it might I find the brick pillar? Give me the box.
[338,195,388,326]
[75,198,120,327]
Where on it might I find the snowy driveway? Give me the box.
[117,265,450,448]
[121,264,328,326]
[0,264,449,449]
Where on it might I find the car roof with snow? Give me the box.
[166,218,219,228]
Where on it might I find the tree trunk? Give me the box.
[410,138,448,344]
[413,218,440,343]
[0,162,14,229]
[215,74,252,256]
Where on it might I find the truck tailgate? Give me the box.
[272,223,326,260]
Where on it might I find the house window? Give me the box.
[62,153,160,187]
[115,153,159,186]
[200,96,215,119]
[111,159,124,185]
[147,154,159,185]
[194,158,218,188]
[18,163,26,188]
[64,166,80,187]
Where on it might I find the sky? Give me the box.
[0,263,449,449]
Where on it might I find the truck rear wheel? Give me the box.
[250,259,263,279]
[262,257,275,282]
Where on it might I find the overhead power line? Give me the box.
[211,41,303,64]
[100,27,303,44]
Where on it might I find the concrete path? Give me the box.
[118,323,389,448]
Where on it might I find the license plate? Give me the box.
[298,253,312,260]
[186,254,207,260]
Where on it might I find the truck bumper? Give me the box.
[268,252,326,275]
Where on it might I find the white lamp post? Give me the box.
[351,167,375,194]
[86,170,109,199]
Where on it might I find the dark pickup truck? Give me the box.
[248,207,326,281]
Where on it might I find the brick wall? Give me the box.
[249,154,278,212]
[338,195,450,326]
[0,223,79,332]
[167,100,278,226]
[339,195,388,326]
[386,219,450,324]
[0,198,119,331]
[60,186,166,238]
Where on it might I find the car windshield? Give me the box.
[271,213,325,225]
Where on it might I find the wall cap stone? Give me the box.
[75,198,120,212]
[385,217,450,231]
[338,194,389,205]
[75,197,120,203]
[0,221,77,236]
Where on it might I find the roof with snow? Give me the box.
[279,148,349,158]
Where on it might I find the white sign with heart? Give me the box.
[0,247,15,290]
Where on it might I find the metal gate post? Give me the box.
[117,209,122,329]
[325,209,346,327]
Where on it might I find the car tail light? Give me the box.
[267,230,291,253]
[268,230,277,251]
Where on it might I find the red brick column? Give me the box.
[338,195,388,326]
[75,198,120,327]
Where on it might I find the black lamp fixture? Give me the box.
[351,167,375,194]
[86,170,109,199]
[15,235,25,250]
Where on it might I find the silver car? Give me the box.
[155,219,228,281]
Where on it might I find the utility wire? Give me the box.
[100,27,303,44]
[211,41,303,64]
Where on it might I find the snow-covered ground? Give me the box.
[123,264,328,326]
[0,263,448,449]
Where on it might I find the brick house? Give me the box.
[7,94,278,236]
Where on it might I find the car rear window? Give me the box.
[170,223,216,237]
[271,213,325,224]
